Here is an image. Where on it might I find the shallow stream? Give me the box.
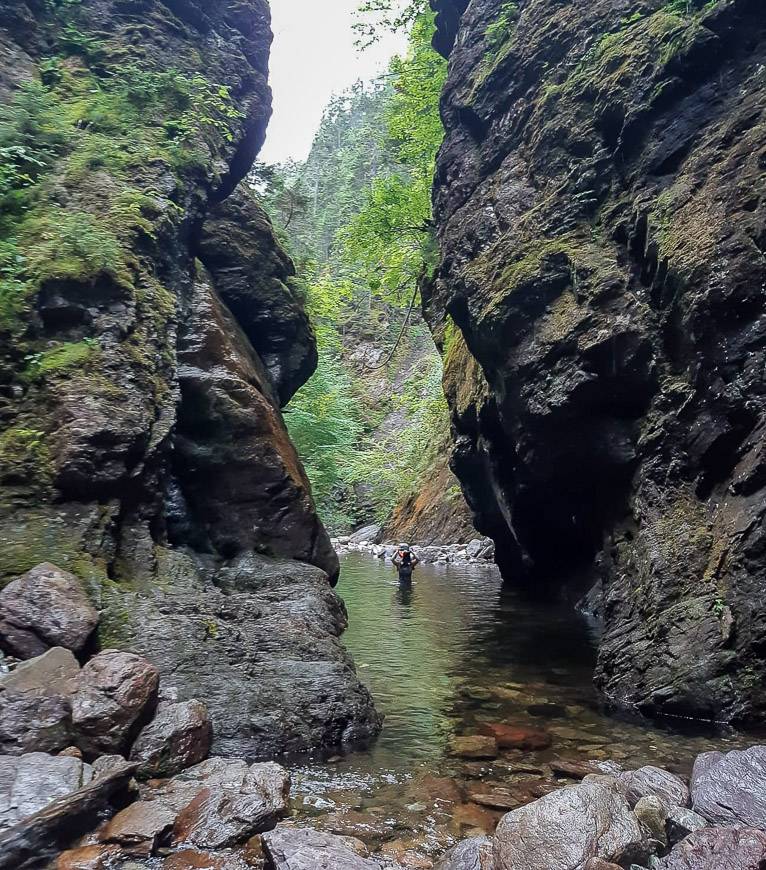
[288,552,754,863]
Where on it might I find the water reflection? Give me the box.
[290,552,753,840]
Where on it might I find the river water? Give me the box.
[288,552,752,862]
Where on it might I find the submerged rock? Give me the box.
[72,650,160,756]
[477,722,552,751]
[0,564,98,659]
[449,736,499,760]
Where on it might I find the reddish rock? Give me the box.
[72,650,160,756]
[130,699,212,779]
[0,564,99,658]
[101,800,178,857]
[550,758,617,780]
[584,860,622,870]
[56,844,121,870]
[58,746,84,759]
[477,722,552,751]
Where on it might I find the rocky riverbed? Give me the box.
[333,524,496,565]
[0,555,764,869]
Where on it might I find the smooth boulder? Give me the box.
[262,826,398,870]
[619,766,689,809]
[493,776,647,870]
[656,826,766,869]
[691,746,766,828]
[72,650,159,756]
[0,564,98,658]
[130,699,212,778]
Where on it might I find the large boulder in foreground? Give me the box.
[100,758,289,856]
[129,699,212,779]
[493,776,646,869]
[656,826,766,869]
[0,564,98,659]
[121,553,381,758]
[72,650,159,756]
[691,746,766,828]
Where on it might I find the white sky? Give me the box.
[260,0,409,164]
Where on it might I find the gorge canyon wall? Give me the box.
[0,0,380,756]
[428,0,766,724]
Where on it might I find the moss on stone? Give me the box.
[0,427,54,494]
[24,339,99,381]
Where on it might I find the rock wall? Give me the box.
[379,447,477,546]
[0,0,379,754]
[427,0,766,724]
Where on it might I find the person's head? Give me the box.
[399,543,411,552]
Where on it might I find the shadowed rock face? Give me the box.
[428,0,766,723]
[0,0,374,756]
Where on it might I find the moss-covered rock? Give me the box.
[428,0,766,723]
[0,0,368,757]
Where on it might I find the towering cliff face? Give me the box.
[428,0,766,724]
[0,0,380,754]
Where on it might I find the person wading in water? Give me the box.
[392,544,419,584]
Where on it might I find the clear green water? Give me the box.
[288,553,751,856]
